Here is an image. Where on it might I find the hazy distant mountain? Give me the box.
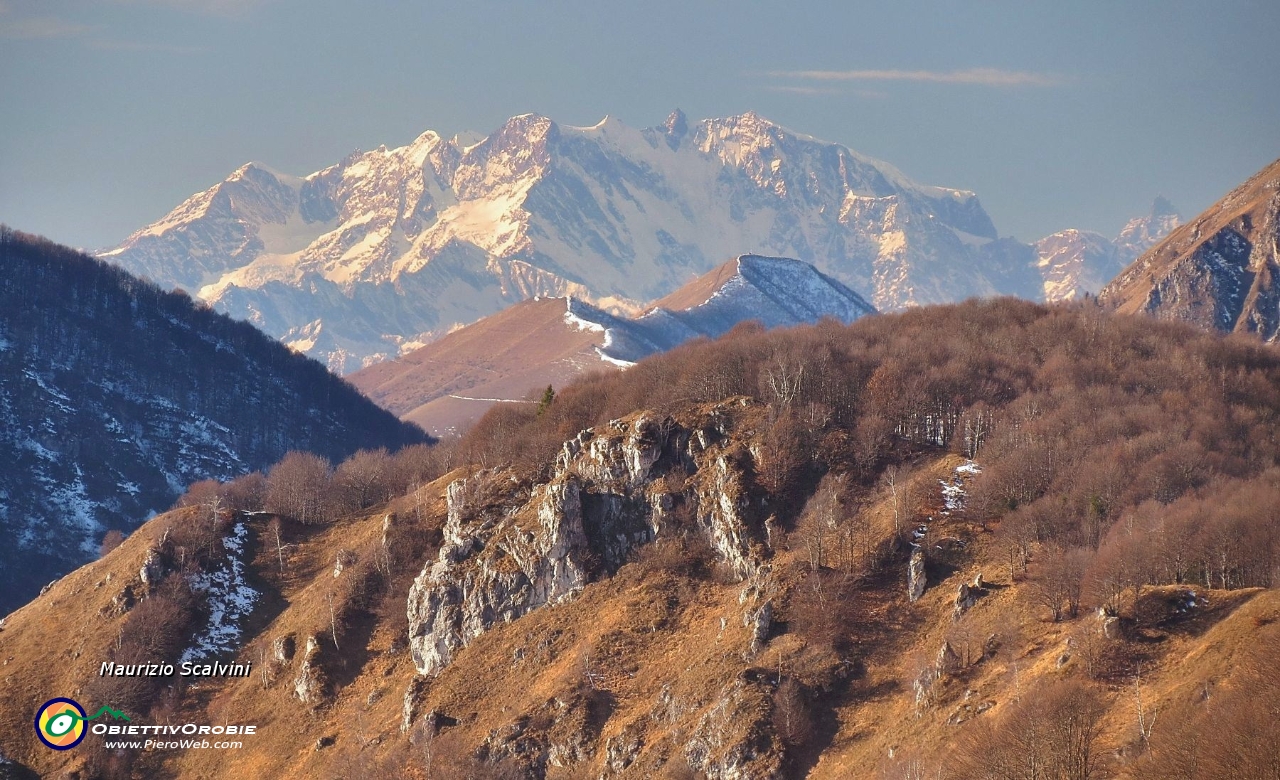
[1035,198,1182,302]
[350,255,874,435]
[100,111,1046,372]
[0,229,427,613]
[1101,160,1280,338]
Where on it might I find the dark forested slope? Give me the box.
[0,228,427,613]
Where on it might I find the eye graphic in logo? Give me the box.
[35,698,87,750]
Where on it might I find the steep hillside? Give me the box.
[100,111,1048,372]
[1,300,1278,779]
[350,255,874,435]
[1101,159,1280,336]
[0,228,428,614]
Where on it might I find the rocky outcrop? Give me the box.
[739,568,776,657]
[698,453,758,580]
[332,549,356,578]
[407,471,591,677]
[272,634,295,663]
[604,729,643,775]
[954,582,977,619]
[470,692,600,777]
[401,677,429,733]
[685,677,785,780]
[743,600,774,658]
[935,641,962,678]
[293,635,325,706]
[139,549,167,588]
[407,406,766,677]
[908,548,927,602]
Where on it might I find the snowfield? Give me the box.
[180,523,259,664]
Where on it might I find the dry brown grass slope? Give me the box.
[0,447,1269,780]
[349,298,604,436]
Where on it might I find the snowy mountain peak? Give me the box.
[663,108,689,148]
[1116,197,1183,256]
[579,254,875,366]
[1150,195,1179,219]
[101,110,1107,372]
[1033,200,1182,302]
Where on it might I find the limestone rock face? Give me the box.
[293,635,325,706]
[699,453,758,580]
[954,582,977,619]
[604,729,643,775]
[407,471,590,677]
[272,634,295,663]
[139,549,167,587]
[743,600,774,657]
[908,548,927,602]
[401,677,429,733]
[935,641,962,678]
[407,404,766,677]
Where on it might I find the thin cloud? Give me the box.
[89,38,210,54]
[111,0,262,16]
[764,85,839,96]
[1,16,93,39]
[1,19,206,53]
[767,67,1067,88]
[0,4,206,51]
[763,85,886,99]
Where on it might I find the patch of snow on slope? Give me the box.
[48,466,102,554]
[594,348,636,368]
[563,299,606,332]
[941,460,982,514]
[180,522,258,663]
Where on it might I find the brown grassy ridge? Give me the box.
[2,451,1268,779]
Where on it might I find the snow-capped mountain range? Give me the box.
[100,111,1178,372]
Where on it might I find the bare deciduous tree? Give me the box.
[266,451,333,524]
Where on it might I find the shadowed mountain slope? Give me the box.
[0,228,428,614]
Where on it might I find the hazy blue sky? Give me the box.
[2,0,1277,249]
